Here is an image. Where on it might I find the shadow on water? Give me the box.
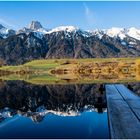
[0,80,109,139]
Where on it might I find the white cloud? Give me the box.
[83,3,95,27]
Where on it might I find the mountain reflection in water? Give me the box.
[0,80,109,139]
[0,81,107,122]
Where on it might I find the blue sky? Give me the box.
[0,1,140,30]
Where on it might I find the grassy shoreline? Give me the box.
[0,57,139,85]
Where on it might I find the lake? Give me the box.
[0,80,109,139]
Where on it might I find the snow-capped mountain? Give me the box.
[103,27,140,41]
[102,27,140,49]
[29,20,43,30]
[1,21,140,41]
[46,26,78,33]
[17,21,48,39]
[104,27,126,39]
[0,21,140,65]
[15,21,140,41]
[127,27,140,40]
[0,24,15,38]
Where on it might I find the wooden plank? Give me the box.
[115,84,140,121]
[127,100,140,121]
[115,84,139,100]
[105,84,123,100]
[106,84,140,139]
[107,99,140,139]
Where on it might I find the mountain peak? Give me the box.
[0,24,5,29]
[47,26,78,34]
[28,21,43,30]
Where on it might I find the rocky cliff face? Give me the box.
[0,33,48,64]
[0,21,140,65]
[45,31,140,59]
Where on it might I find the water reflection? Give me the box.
[0,80,109,138]
[0,81,107,122]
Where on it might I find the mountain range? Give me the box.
[0,21,140,65]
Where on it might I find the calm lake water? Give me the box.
[0,80,109,139]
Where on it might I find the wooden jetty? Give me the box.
[106,84,140,139]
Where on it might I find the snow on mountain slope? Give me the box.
[16,21,140,41]
[127,27,140,40]
[46,26,78,34]
[1,20,140,41]
[91,29,104,39]
[104,27,140,41]
[105,27,126,40]
[0,24,15,38]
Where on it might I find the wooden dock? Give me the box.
[106,84,140,139]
